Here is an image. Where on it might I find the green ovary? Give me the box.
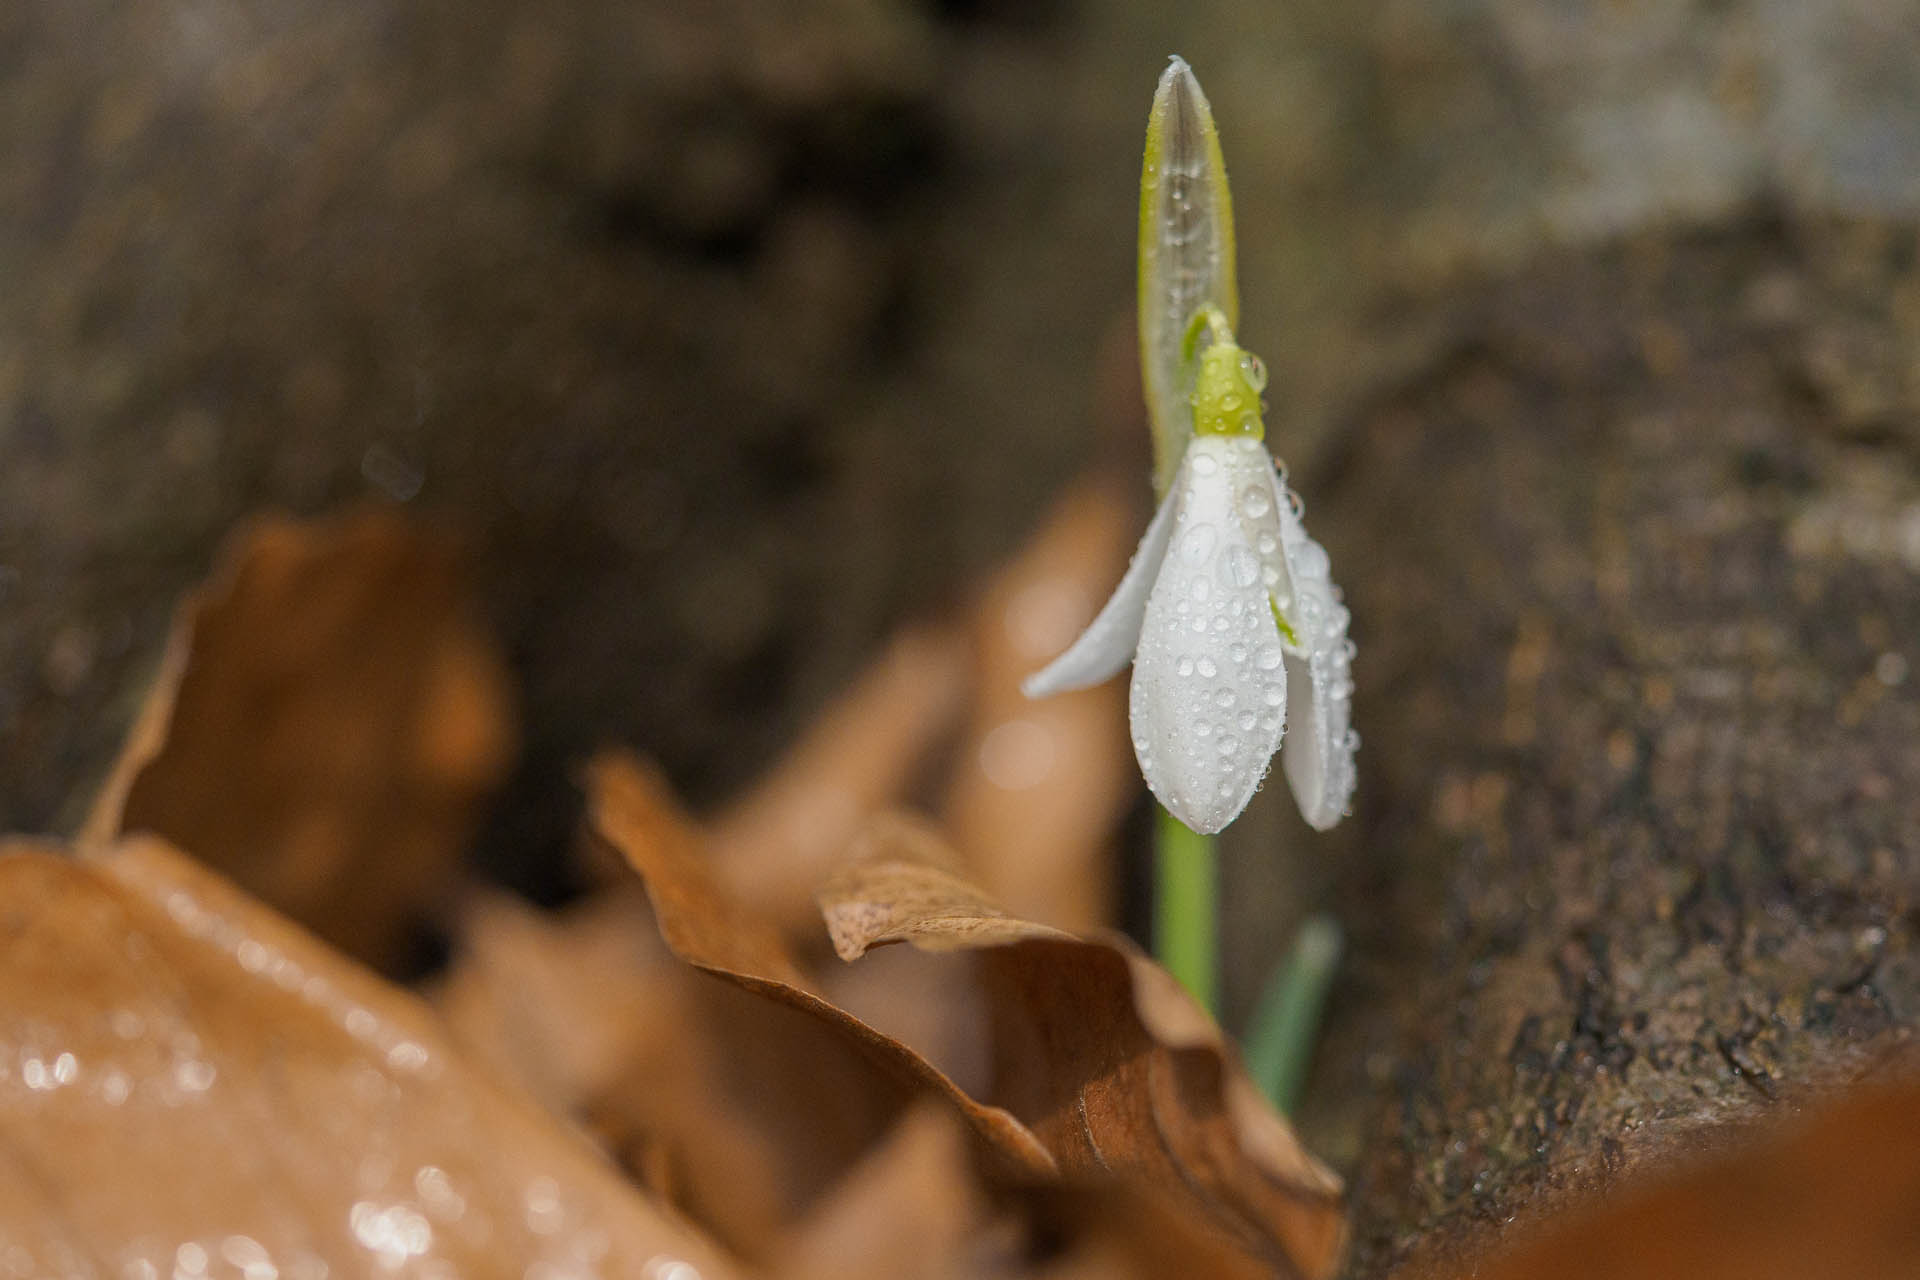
[1186,306,1269,439]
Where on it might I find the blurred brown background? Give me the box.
[6,2,1920,1271]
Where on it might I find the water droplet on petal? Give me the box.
[1190,452,1219,476]
[1222,545,1260,588]
[1197,657,1218,678]
[1256,645,1284,670]
[1180,523,1217,563]
[1176,657,1195,677]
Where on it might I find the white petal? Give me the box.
[1021,480,1180,698]
[1130,436,1290,833]
[1274,483,1357,830]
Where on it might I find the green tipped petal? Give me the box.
[1139,56,1238,499]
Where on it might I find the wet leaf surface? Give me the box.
[0,836,738,1279]
[83,511,515,971]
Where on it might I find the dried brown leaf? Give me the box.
[941,480,1139,930]
[589,751,1344,1277]
[1407,1070,1920,1280]
[819,817,1347,1278]
[83,511,515,970]
[588,751,1059,1183]
[0,836,737,1278]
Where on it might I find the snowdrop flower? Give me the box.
[1022,305,1356,834]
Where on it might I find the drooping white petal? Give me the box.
[1272,475,1357,830]
[1020,477,1181,698]
[1130,436,1290,833]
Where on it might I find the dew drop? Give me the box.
[1296,541,1331,578]
[1238,711,1258,731]
[1190,452,1219,476]
[1196,657,1218,678]
[1256,531,1278,555]
[1190,576,1211,603]
[1263,685,1286,707]
[1180,523,1217,563]
[1176,657,1195,677]
[1222,545,1261,588]
[1241,486,1272,519]
[1256,645,1284,671]
[1213,689,1235,708]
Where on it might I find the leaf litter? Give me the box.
[7,500,1917,1278]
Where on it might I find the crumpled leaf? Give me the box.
[940,480,1137,931]
[83,511,516,970]
[1408,1068,1920,1280]
[0,835,737,1279]
[433,882,901,1262]
[588,754,1057,1183]
[588,751,1345,1277]
[819,818,1346,1278]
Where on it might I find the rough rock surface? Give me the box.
[1304,217,1920,1274]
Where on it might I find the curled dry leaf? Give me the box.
[0,836,737,1279]
[589,752,1058,1182]
[820,817,1347,1279]
[940,479,1138,932]
[1406,1068,1920,1280]
[82,511,516,970]
[588,751,1345,1278]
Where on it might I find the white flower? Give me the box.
[1022,319,1356,834]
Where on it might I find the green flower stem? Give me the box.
[1245,914,1343,1115]
[1153,804,1218,1012]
